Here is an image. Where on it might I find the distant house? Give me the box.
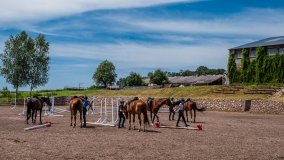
[168,75,224,86]
[229,36,284,68]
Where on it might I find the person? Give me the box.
[82,96,90,127]
[118,100,125,128]
[169,97,176,120]
[176,98,189,127]
[88,99,94,114]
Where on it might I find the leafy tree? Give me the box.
[196,66,209,75]
[0,86,11,98]
[93,60,117,88]
[27,34,50,97]
[227,51,238,83]
[116,78,127,88]
[126,72,143,86]
[241,49,250,83]
[255,47,266,83]
[0,31,31,103]
[148,69,169,85]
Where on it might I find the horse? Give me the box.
[183,98,205,123]
[68,96,83,128]
[26,96,52,124]
[147,97,172,123]
[123,99,149,132]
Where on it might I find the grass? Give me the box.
[1,85,283,102]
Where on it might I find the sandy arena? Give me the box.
[0,105,283,160]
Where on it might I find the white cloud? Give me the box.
[108,8,284,36]
[0,0,196,25]
[50,41,231,71]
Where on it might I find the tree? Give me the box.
[227,51,238,83]
[196,66,209,75]
[126,72,143,86]
[241,49,250,83]
[0,86,11,98]
[0,31,31,103]
[116,78,127,88]
[148,69,169,85]
[93,60,117,88]
[27,34,50,97]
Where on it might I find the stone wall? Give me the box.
[195,99,284,114]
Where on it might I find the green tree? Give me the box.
[241,49,250,83]
[126,72,143,86]
[0,86,11,98]
[227,51,238,83]
[0,31,31,103]
[27,34,50,97]
[255,47,266,83]
[148,69,169,85]
[196,66,209,75]
[116,78,127,88]
[93,60,117,88]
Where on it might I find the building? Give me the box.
[229,36,284,68]
[168,75,224,86]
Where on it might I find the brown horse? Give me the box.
[123,99,149,132]
[26,96,52,124]
[69,96,83,128]
[147,98,172,123]
[183,98,205,123]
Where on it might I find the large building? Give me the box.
[229,36,284,68]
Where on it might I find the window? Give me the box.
[249,49,256,58]
[267,48,278,56]
[279,48,284,55]
[236,50,242,59]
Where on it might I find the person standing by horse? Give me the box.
[118,100,126,128]
[87,99,94,115]
[82,96,90,127]
[176,99,189,127]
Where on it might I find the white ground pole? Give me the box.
[11,95,16,109]
[87,97,119,127]
[19,98,27,116]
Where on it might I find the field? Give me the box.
[0,105,283,160]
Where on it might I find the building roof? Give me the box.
[230,36,284,50]
[168,75,223,85]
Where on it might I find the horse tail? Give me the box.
[193,102,205,112]
[143,107,150,125]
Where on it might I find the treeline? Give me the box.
[166,66,225,77]
[228,47,284,84]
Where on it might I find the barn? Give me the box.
[168,75,224,86]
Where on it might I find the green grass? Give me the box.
[1,85,283,102]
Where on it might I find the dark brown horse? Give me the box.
[184,98,205,123]
[69,96,83,128]
[26,96,52,124]
[123,99,149,132]
[147,98,172,123]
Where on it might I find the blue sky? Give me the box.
[1,0,284,90]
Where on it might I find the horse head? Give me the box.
[41,97,52,106]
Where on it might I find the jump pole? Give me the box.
[24,122,51,131]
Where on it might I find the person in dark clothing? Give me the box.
[176,99,189,127]
[82,96,90,127]
[118,100,126,128]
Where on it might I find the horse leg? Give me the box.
[138,113,141,132]
[32,109,35,124]
[186,110,189,122]
[150,112,153,123]
[190,109,193,122]
[128,113,131,130]
[39,108,43,124]
[156,114,159,122]
[133,114,136,130]
[80,109,83,128]
[193,109,196,123]
[172,111,175,120]
[74,110,77,127]
[35,109,38,124]
[70,111,73,126]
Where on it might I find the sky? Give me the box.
[0,0,284,90]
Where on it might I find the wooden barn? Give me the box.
[168,75,224,86]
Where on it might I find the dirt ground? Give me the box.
[0,105,283,160]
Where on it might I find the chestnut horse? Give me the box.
[147,98,172,123]
[26,96,52,124]
[183,98,205,123]
[68,96,83,128]
[123,99,149,132]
